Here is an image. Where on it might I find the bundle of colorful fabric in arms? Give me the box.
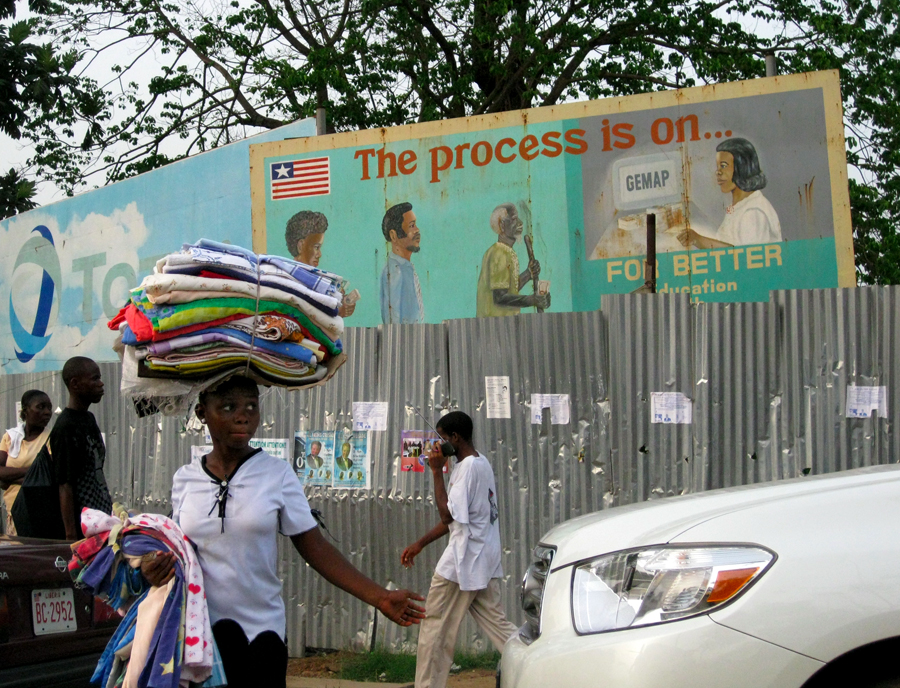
[108,239,347,416]
[70,505,225,688]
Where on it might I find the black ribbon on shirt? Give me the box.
[208,479,231,533]
[202,448,262,532]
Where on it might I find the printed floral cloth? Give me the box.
[226,313,305,342]
[71,506,215,688]
[225,315,327,360]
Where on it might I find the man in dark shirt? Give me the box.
[51,356,113,539]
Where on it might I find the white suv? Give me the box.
[500,464,900,688]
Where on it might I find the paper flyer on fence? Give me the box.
[529,393,571,425]
[846,385,888,418]
[249,438,290,460]
[190,445,212,462]
[485,376,511,419]
[650,392,693,424]
[401,430,447,473]
[195,438,288,462]
[352,401,389,431]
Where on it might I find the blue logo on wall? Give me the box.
[10,225,61,363]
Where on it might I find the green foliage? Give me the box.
[334,649,500,682]
[337,649,418,683]
[453,649,502,671]
[0,167,38,220]
[0,0,108,210]
[7,0,900,283]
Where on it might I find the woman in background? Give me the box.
[0,390,53,535]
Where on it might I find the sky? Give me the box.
[0,0,202,206]
[1,1,865,209]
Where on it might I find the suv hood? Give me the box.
[542,464,900,569]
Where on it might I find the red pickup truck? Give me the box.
[0,535,119,688]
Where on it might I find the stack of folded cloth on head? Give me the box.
[108,239,346,414]
[70,505,225,688]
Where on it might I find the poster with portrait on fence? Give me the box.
[331,430,370,489]
[294,430,334,486]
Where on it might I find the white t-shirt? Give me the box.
[435,452,503,591]
[172,449,318,641]
[716,190,783,246]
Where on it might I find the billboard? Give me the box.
[0,119,316,373]
[250,71,854,327]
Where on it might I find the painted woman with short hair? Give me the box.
[142,375,424,688]
[679,137,783,249]
[0,390,53,535]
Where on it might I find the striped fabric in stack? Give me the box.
[108,239,346,411]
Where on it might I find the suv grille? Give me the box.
[520,544,555,644]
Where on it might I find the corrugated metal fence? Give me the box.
[1,286,897,655]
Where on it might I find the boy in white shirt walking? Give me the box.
[401,411,518,688]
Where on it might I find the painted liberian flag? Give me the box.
[270,157,330,200]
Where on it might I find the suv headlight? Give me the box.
[571,545,774,634]
[520,545,555,644]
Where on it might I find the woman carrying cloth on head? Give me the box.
[141,375,424,688]
[0,390,53,535]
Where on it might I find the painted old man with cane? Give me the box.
[475,202,551,317]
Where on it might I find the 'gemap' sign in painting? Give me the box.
[250,71,854,327]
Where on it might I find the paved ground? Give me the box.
[286,651,496,688]
[286,669,496,688]
[287,679,410,688]
[286,671,495,688]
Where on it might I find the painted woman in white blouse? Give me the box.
[679,137,783,249]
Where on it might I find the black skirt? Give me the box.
[212,618,288,688]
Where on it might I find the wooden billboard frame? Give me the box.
[249,70,855,288]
